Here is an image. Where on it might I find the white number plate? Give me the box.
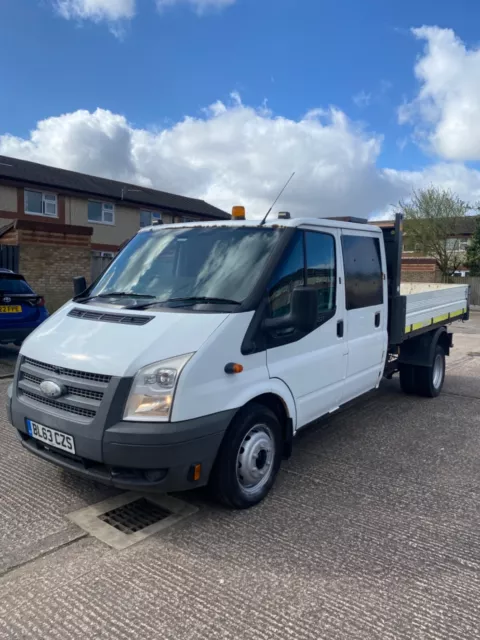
[26,420,76,455]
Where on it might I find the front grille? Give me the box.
[18,357,111,421]
[68,308,153,326]
[23,357,111,384]
[22,373,104,402]
[21,390,96,419]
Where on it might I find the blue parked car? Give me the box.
[0,270,49,346]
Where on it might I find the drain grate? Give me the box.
[67,492,198,550]
[99,498,171,534]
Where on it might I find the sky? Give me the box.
[2,0,480,219]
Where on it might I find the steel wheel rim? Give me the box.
[432,353,444,389]
[236,424,275,495]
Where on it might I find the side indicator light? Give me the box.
[224,363,244,374]
[189,463,202,482]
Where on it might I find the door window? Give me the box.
[342,235,383,310]
[305,231,336,319]
[267,230,304,318]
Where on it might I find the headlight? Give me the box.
[124,353,194,422]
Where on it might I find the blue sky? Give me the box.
[2,0,480,218]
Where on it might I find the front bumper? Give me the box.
[9,386,234,493]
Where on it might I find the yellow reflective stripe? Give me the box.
[405,308,466,334]
[412,321,427,331]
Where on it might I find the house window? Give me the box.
[140,211,162,227]
[24,190,57,217]
[88,201,115,225]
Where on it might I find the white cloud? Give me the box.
[0,97,409,218]
[53,0,235,34]
[400,26,480,161]
[56,0,135,22]
[156,0,236,13]
[353,91,372,108]
[2,95,480,219]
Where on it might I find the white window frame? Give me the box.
[24,190,58,218]
[140,211,162,227]
[88,201,115,225]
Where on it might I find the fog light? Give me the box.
[144,469,168,483]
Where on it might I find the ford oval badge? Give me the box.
[39,380,65,399]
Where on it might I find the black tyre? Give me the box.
[416,345,446,398]
[399,364,418,395]
[209,403,283,509]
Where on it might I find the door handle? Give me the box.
[375,312,381,328]
[337,320,344,338]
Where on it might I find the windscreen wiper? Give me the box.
[128,296,241,310]
[75,292,156,303]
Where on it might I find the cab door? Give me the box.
[265,227,347,430]
[340,229,388,403]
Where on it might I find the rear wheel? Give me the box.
[209,403,283,509]
[416,345,446,398]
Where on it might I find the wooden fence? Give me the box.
[0,245,19,272]
[91,252,114,282]
[439,276,480,306]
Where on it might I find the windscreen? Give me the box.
[90,226,282,305]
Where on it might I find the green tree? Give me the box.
[466,216,480,276]
[397,187,470,276]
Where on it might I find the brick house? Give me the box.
[0,155,229,309]
[0,154,228,256]
[373,217,478,280]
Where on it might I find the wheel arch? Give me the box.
[224,383,296,460]
[398,326,452,367]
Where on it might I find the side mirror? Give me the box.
[73,276,87,298]
[262,286,318,334]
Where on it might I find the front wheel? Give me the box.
[209,403,283,509]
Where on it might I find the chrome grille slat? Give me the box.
[21,373,104,402]
[23,357,111,384]
[21,391,96,419]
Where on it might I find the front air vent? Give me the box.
[68,308,153,326]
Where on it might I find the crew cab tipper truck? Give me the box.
[7,212,469,508]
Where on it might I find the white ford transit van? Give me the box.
[7,214,469,508]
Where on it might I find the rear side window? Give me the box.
[0,278,32,294]
[342,235,383,310]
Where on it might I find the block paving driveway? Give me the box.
[1,317,480,639]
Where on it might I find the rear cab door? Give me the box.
[340,227,388,403]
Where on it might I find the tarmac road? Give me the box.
[1,316,480,639]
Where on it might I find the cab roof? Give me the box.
[140,217,382,235]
